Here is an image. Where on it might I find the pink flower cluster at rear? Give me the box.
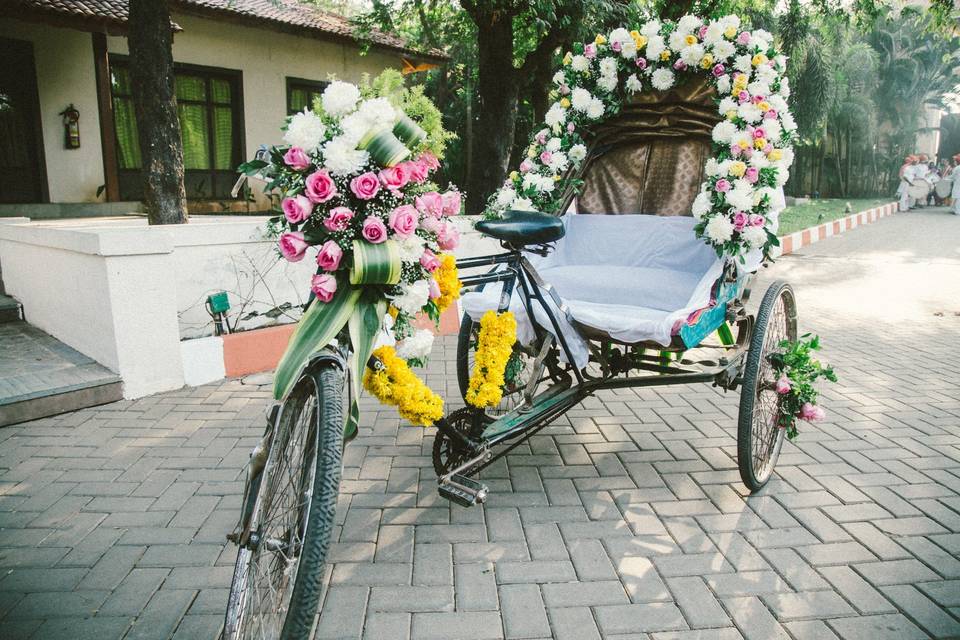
[776,374,826,422]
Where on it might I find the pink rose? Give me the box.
[278,231,308,262]
[636,58,648,70]
[316,240,343,272]
[736,31,751,46]
[535,130,548,144]
[749,214,765,227]
[283,146,310,171]
[761,144,772,155]
[416,191,444,218]
[362,216,388,244]
[731,144,743,156]
[540,151,553,164]
[324,206,354,232]
[744,167,759,184]
[379,165,409,191]
[584,43,597,59]
[305,169,337,203]
[715,179,731,193]
[698,25,708,39]
[612,40,622,52]
[428,277,441,300]
[764,109,778,119]
[389,204,419,237]
[442,190,462,216]
[420,248,441,272]
[775,374,791,394]
[738,90,750,103]
[752,127,766,139]
[519,159,534,174]
[673,59,687,71]
[743,147,754,159]
[560,85,570,95]
[418,152,440,172]
[437,221,460,251]
[799,402,825,422]
[350,172,380,200]
[281,195,312,224]
[712,64,725,77]
[567,122,576,132]
[310,273,337,303]
[733,211,748,231]
[403,159,429,184]
[419,216,442,235]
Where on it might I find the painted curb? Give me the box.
[778,201,897,256]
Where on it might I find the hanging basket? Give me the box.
[359,128,410,167]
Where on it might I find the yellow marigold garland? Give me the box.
[433,253,461,314]
[465,310,518,409]
[364,346,444,426]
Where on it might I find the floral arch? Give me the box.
[485,14,798,263]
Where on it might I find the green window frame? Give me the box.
[286,77,328,115]
[109,58,245,200]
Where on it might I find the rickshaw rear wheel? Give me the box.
[737,281,797,492]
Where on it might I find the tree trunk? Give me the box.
[128,0,188,225]
[465,13,520,215]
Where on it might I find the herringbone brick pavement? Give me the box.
[1,209,959,639]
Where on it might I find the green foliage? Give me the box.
[768,334,837,440]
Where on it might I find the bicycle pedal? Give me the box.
[438,474,489,507]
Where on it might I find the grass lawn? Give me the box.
[778,198,891,236]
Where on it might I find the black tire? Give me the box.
[455,313,476,402]
[223,364,344,640]
[737,281,797,492]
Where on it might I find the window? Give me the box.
[286,77,328,115]
[110,59,244,200]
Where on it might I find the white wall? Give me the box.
[1,18,105,203]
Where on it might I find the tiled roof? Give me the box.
[4,0,446,61]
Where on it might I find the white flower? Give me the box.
[716,74,732,94]
[738,103,763,123]
[651,68,675,91]
[546,137,562,152]
[323,136,369,176]
[321,81,360,117]
[755,65,777,85]
[626,74,642,93]
[742,225,767,248]
[768,95,788,112]
[669,30,688,52]
[547,151,569,173]
[545,103,567,127]
[609,28,632,46]
[586,98,605,119]
[571,87,593,112]
[754,29,773,44]
[392,280,430,315]
[704,22,725,45]
[692,191,712,219]
[734,54,753,74]
[512,197,535,211]
[552,71,567,85]
[705,158,721,176]
[721,14,741,30]
[719,97,738,114]
[705,215,734,243]
[780,111,797,132]
[357,97,396,129]
[763,119,782,143]
[678,14,702,33]
[396,234,427,261]
[747,81,771,98]
[680,44,705,66]
[571,55,590,73]
[523,173,555,193]
[775,168,790,186]
[779,77,792,98]
[646,35,666,61]
[726,184,755,211]
[749,153,771,169]
[569,144,587,164]
[338,111,370,146]
[621,39,637,59]
[774,54,788,70]
[780,147,795,166]
[599,57,618,77]
[597,73,618,93]
[283,109,327,152]
[495,187,517,208]
[712,40,736,62]
[640,20,661,37]
[712,120,737,144]
[396,329,435,362]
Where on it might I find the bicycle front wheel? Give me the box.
[224,364,345,640]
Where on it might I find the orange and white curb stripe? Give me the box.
[778,202,897,256]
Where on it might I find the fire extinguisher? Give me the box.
[59,104,80,149]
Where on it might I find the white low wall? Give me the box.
[0,215,484,398]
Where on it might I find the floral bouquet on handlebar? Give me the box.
[240,70,461,436]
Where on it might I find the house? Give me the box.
[0,0,445,215]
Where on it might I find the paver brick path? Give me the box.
[2,209,960,639]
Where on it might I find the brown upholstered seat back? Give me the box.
[571,77,720,217]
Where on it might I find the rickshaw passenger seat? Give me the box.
[475,210,566,246]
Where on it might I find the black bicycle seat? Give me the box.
[474,210,565,245]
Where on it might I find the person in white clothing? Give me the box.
[897,155,918,212]
[951,155,960,215]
